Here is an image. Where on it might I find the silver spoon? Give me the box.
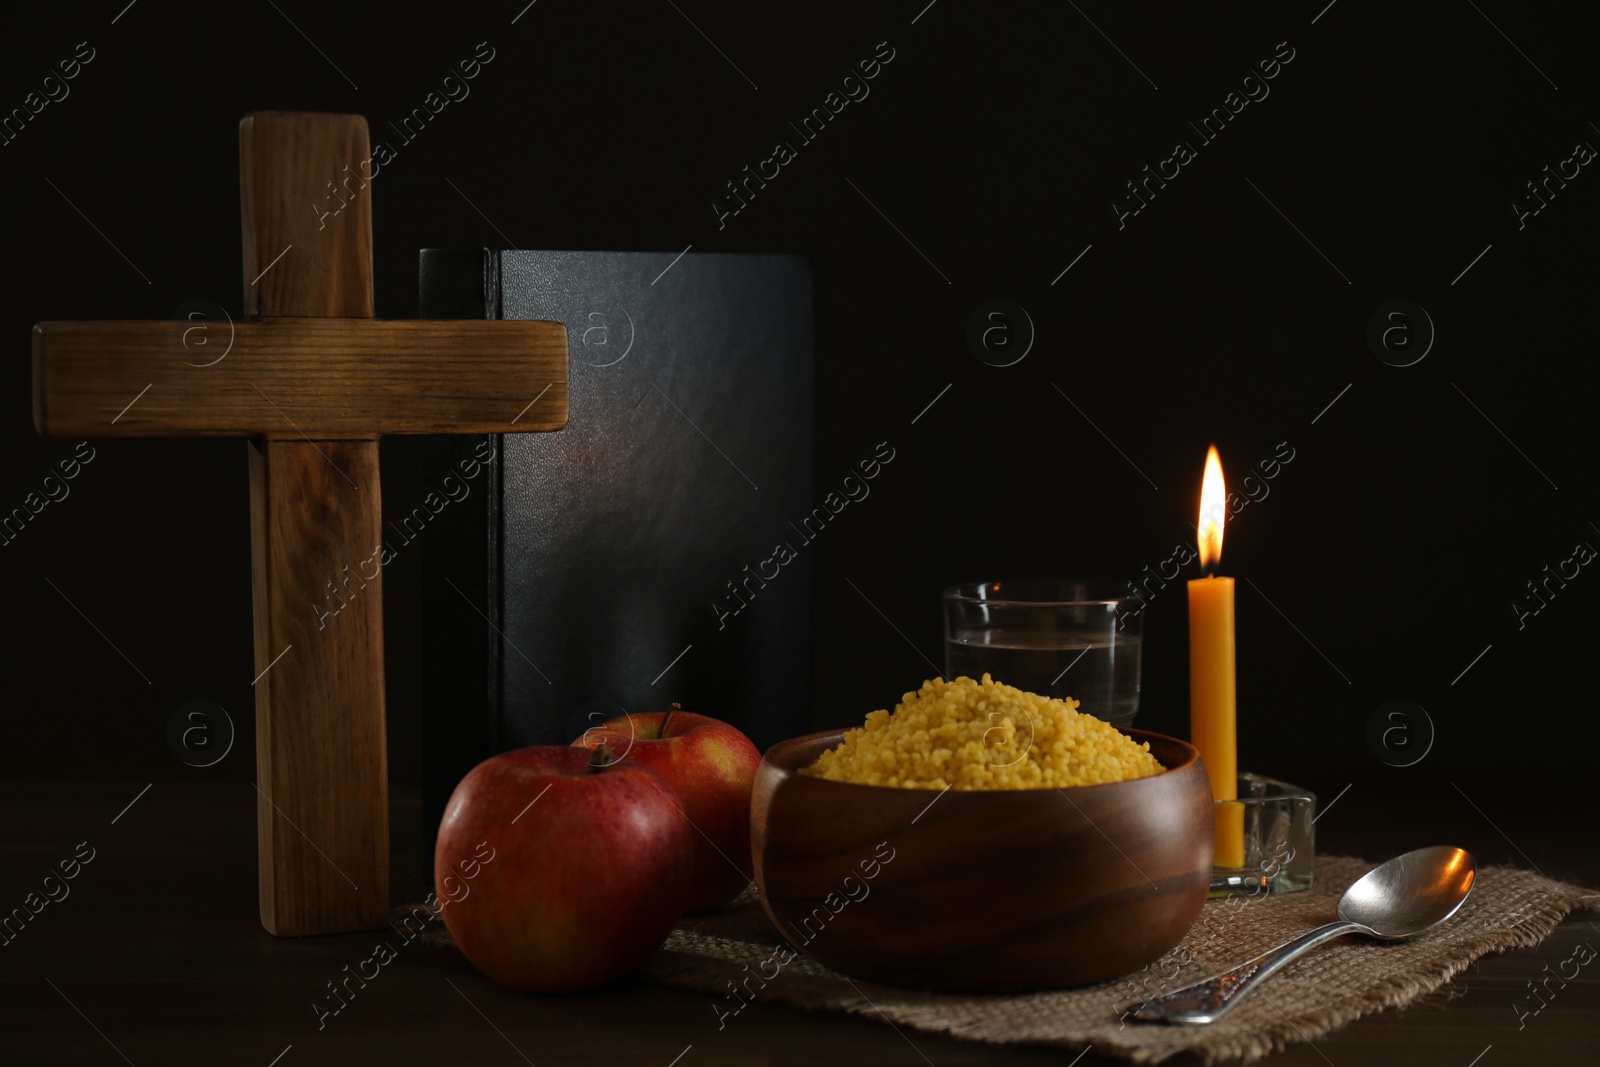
[1129,845,1476,1025]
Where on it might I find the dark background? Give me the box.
[3,1,1596,819]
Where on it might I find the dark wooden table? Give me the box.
[2,773,1594,1066]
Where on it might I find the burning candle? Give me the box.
[1189,445,1244,868]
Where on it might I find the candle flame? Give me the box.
[1197,445,1225,573]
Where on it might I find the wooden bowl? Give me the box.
[751,728,1213,991]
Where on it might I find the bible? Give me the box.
[417,248,814,855]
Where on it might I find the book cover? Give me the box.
[418,248,814,854]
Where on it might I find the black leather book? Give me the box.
[416,249,814,853]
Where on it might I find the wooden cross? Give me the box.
[31,112,568,936]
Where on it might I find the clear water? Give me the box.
[944,635,1142,727]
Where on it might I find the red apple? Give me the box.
[572,705,761,912]
[434,744,692,992]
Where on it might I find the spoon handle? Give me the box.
[1127,920,1364,1025]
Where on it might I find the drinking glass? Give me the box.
[941,580,1143,727]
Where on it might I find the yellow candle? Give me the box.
[1189,446,1244,868]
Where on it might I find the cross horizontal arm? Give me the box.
[33,318,568,438]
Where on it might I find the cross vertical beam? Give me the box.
[242,112,387,935]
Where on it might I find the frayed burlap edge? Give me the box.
[635,858,1600,1064]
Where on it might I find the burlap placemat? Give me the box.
[638,856,1600,1063]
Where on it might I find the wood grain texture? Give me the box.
[32,318,569,437]
[250,438,389,935]
[752,729,1215,991]
[243,112,388,937]
[241,111,374,320]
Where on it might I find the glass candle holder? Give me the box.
[1209,773,1315,897]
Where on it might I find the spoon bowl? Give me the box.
[1132,846,1477,1024]
[1338,844,1477,937]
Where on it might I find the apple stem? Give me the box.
[659,702,681,738]
[588,742,613,773]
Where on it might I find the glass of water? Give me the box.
[941,580,1144,728]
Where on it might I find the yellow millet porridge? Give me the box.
[803,674,1165,790]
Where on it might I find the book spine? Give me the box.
[417,247,504,879]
